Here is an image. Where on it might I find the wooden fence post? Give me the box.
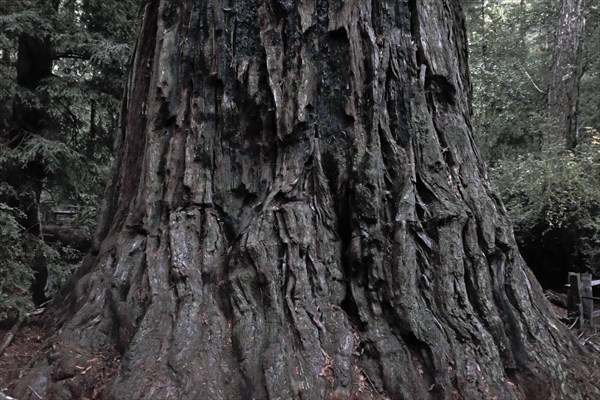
[581,273,593,327]
[567,272,583,329]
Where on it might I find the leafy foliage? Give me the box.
[0,198,84,322]
[0,0,137,313]
[466,0,600,287]
[466,0,557,160]
[44,243,83,301]
[580,2,600,131]
[1,0,137,194]
[491,129,600,286]
[0,202,33,322]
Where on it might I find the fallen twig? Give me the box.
[568,317,579,330]
[28,385,42,399]
[0,306,46,358]
[580,333,600,347]
[360,368,389,399]
[0,316,25,357]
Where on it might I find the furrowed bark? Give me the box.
[13,1,600,399]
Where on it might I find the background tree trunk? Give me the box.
[2,32,55,306]
[13,0,600,399]
[547,0,586,149]
[6,32,54,235]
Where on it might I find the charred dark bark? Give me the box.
[13,1,600,399]
[547,0,586,149]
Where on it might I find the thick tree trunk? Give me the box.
[546,0,585,149]
[13,1,600,399]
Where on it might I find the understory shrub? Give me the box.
[0,202,33,323]
[491,127,600,288]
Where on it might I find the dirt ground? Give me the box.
[1,310,122,400]
[0,314,47,398]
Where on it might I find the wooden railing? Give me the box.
[567,272,600,329]
[39,201,80,223]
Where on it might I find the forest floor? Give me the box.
[0,313,47,399]
[0,309,120,400]
[0,299,599,399]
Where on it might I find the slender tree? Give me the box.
[13,1,600,399]
[547,0,586,149]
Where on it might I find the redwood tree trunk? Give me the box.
[14,1,600,399]
[547,0,586,149]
